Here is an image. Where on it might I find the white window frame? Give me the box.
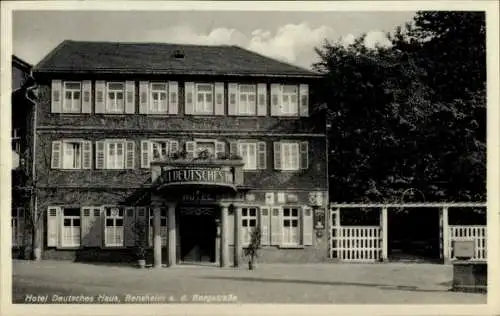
[106,140,126,169]
[106,82,125,113]
[62,81,82,113]
[104,207,124,247]
[282,206,300,246]
[238,142,257,170]
[241,207,259,245]
[61,208,81,248]
[195,83,214,115]
[11,208,21,247]
[150,139,170,162]
[62,141,82,170]
[149,82,169,114]
[148,208,168,247]
[281,142,300,171]
[281,85,299,116]
[237,84,257,116]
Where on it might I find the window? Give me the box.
[62,208,81,247]
[281,143,299,171]
[107,141,125,169]
[105,207,124,247]
[151,140,170,161]
[238,84,257,115]
[12,128,21,154]
[282,207,300,245]
[148,208,167,247]
[12,208,23,247]
[62,141,81,169]
[63,82,82,113]
[281,85,299,116]
[196,141,216,158]
[106,82,125,113]
[150,83,168,114]
[239,143,257,170]
[242,207,258,245]
[195,84,214,114]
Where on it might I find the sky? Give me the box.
[12,10,416,70]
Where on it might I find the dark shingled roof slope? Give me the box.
[34,40,321,78]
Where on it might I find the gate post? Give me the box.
[440,206,450,264]
[380,207,388,262]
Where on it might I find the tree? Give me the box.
[313,11,486,203]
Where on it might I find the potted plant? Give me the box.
[244,227,262,270]
[133,220,148,269]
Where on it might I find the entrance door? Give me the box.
[179,211,216,263]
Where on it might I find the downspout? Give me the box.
[24,76,39,260]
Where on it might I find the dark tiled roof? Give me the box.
[12,55,32,71]
[34,40,321,78]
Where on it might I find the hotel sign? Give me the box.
[159,168,234,185]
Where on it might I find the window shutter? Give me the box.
[82,141,92,169]
[229,141,238,157]
[270,84,282,116]
[300,141,309,170]
[140,140,150,168]
[228,209,234,246]
[214,82,225,115]
[47,207,59,247]
[81,80,92,113]
[125,81,136,114]
[257,141,266,170]
[51,141,62,169]
[270,207,282,246]
[260,207,270,246]
[139,81,149,114]
[51,80,62,113]
[227,83,238,116]
[215,141,226,159]
[302,207,313,246]
[88,207,102,247]
[126,140,135,169]
[124,207,136,247]
[96,141,106,169]
[299,84,309,117]
[273,142,282,170]
[257,83,267,116]
[168,81,179,114]
[170,140,179,155]
[94,81,106,114]
[81,207,92,246]
[136,207,147,245]
[184,82,195,115]
[185,141,196,159]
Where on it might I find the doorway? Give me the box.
[388,208,441,262]
[179,210,217,263]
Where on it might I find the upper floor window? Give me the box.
[106,82,125,113]
[63,82,82,113]
[270,84,309,117]
[140,139,179,168]
[185,140,226,159]
[150,83,168,114]
[195,83,214,114]
[96,139,135,170]
[51,139,92,170]
[273,141,309,171]
[238,84,257,115]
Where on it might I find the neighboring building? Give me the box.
[11,55,36,257]
[27,40,328,265]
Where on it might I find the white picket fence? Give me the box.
[448,225,487,261]
[330,226,381,262]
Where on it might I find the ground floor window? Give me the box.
[62,208,81,247]
[12,208,24,247]
[105,207,124,247]
[241,207,258,245]
[282,207,300,246]
[148,208,168,247]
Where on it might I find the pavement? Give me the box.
[11,259,486,304]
